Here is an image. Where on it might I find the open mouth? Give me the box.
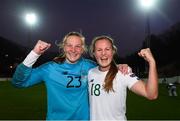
[100,57,108,61]
[69,53,79,57]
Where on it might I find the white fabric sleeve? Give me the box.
[126,73,139,89]
[22,50,41,67]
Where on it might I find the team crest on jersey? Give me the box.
[62,71,68,75]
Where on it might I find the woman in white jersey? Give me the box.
[88,35,158,121]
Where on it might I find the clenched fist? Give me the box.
[33,40,51,55]
[138,48,155,64]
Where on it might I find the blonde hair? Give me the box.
[54,31,87,63]
[90,35,118,93]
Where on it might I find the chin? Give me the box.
[99,64,110,68]
[70,59,78,63]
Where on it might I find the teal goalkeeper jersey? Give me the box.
[12,57,96,120]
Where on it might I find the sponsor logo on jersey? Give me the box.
[130,73,140,80]
[130,73,136,77]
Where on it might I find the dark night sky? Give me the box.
[1,0,180,57]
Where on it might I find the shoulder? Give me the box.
[116,71,138,79]
[82,58,96,65]
[35,61,58,69]
[88,67,99,80]
[88,66,98,74]
[81,58,97,68]
[39,61,54,66]
[116,71,139,82]
[117,71,140,87]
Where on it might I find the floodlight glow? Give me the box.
[139,0,155,9]
[25,13,37,25]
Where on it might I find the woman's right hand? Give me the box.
[33,40,51,55]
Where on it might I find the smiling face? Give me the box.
[94,39,114,71]
[64,35,84,63]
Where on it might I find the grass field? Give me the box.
[0,81,180,120]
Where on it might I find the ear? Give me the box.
[63,48,66,53]
[112,45,117,54]
[112,49,116,55]
[92,52,96,58]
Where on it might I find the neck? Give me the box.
[65,59,78,64]
[99,66,110,72]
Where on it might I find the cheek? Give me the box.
[94,52,100,59]
[109,51,114,56]
[107,52,114,60]
[110,54,114,59]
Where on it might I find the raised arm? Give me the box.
[11,40,51,88]
[23,40,51,67]
[130,48,158,100]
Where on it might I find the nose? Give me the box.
[70,46,76,53]
[70,47,74,52]
[102,50,106,55]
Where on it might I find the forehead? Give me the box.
[66,35,83,44]
[95,39,112,47]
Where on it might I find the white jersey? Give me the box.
[88,67,139,121]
